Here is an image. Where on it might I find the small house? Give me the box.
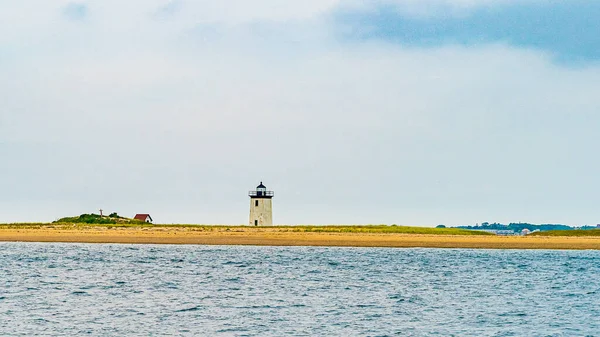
[134,214,153,223]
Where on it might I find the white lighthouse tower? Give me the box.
[249,182,274,226]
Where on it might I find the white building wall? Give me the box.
[249,198,273,226]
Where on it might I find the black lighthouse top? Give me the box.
[249,181,274,198]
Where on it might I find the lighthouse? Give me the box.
[249,182,274,226]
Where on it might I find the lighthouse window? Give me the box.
[255,200,259,207]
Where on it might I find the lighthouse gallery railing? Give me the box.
[248,191,274,197]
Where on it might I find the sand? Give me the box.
[1,226,600,249]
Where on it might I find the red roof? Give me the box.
[134,214,152,221]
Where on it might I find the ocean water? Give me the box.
[1,243,599,336]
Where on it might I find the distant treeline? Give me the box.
[456,222,595,232]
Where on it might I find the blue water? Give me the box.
[1,243,599,336]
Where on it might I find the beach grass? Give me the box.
[530,229,600,237]
[0,223,492,235]
[2,224,600,249]
[0,223,155,229]
[271,225,493,235]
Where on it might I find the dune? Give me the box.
[1,225,600,249]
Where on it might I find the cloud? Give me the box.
[335,0,600,63]
[2,32,600,224]
[336,0,539,17]
[1,1,600,225]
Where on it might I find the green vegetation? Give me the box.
[278,225,493,235]
[55,214,117,224]
[459,222,572,232]
[530,229,600,237]
[0,223,153,229]
[0,223,49,229]
[53,213,144,225]
[0,223,493,235]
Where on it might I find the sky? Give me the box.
[1,0,599,226]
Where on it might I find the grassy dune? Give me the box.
[3,224,600,249]
[273,225,493,235]
[0,223,492,235]
[531,229,600,237]
[0,223,154,229]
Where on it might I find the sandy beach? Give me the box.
[1,226,600,249]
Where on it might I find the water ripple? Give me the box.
[1,243,599,336]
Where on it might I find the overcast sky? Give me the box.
[1,0,599,226]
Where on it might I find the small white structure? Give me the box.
[249,182,274,226]
[134,214,153,223]
[521,228,531,235]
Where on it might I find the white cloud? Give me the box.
[339,0,539,17]
[1,0,599,225]
[0,0,533,37]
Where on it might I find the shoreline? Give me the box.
[2,227,600,249]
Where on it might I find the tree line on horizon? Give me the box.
[454,222,598,232]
